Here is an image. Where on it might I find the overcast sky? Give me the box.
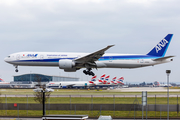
[0,0,179,84]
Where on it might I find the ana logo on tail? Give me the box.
[155,39,168,53]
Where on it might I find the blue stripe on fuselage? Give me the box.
[13,55,159,62]
[98,55,159,61]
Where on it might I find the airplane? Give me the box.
[47,75,97,88]
[47,80,95,89]
[116,77,124,85]
[102,75,110,84]
[103,76,125,86]
[0,78,5,82]
[0,78,10,84]
[89,75,97,84]
[93,75,125,88]
[110,77,118,85]
[95,74,106,84]
[4,34,174,76]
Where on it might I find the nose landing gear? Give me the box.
[83,68,95,76]
[15,65,19,72]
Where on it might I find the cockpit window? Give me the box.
[8,56,10,58]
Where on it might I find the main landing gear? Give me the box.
[15,65,18,72]
[83,68,95,76]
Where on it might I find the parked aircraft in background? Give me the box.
[46,74,124,89]
[89,75,97,85]
[47,81,94,89]
[117,77,124,85]
[94,75,125,88]
[0,78,5,82]
[0,78,10,84]
[110,77,117,85]
[4,34,174,76]
[102,75,110,84]
[95,74,106,85]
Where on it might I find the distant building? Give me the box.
[14,73,79,82]
[9,73,80,88]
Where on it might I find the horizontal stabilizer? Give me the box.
[153,56,174,61]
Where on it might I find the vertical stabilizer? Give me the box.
[147,34,173,57]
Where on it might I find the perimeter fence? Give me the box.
[0,94,180,118]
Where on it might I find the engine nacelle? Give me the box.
[95,61,107,68]
[59,59,75,69]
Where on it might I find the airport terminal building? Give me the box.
[14,73,79,82]
[9,73,79,88]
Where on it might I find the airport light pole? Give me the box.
[166,70,171,120]
[33,88,54,116]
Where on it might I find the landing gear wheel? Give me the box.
[83,70,88,75]
[14,65,18,72]
[91,72,95,76]
[89,71,94,76]
[83,69,95,76]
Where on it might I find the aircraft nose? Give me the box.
[4,57,8,62]
[4,56,11,63]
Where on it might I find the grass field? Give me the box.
[0,110,180,118]
[0,89,180,104]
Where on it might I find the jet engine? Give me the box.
[59,59,75,69]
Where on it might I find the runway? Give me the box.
[0,87,179,98]
[0,94,179,98]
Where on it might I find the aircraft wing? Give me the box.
[75,45,114,65]
[153,56,174,61]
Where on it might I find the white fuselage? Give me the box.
[4,52,171,69]
[47,81,95,88]
[4,34,174,74]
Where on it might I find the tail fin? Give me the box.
[91,75,97,82]
[118,77,124,82]
[118,77,124,81]
[100,74,106,80]
[147,34,173,57]
[112,77,117,81]
[0,78,5,82]
[105,75,110,81]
